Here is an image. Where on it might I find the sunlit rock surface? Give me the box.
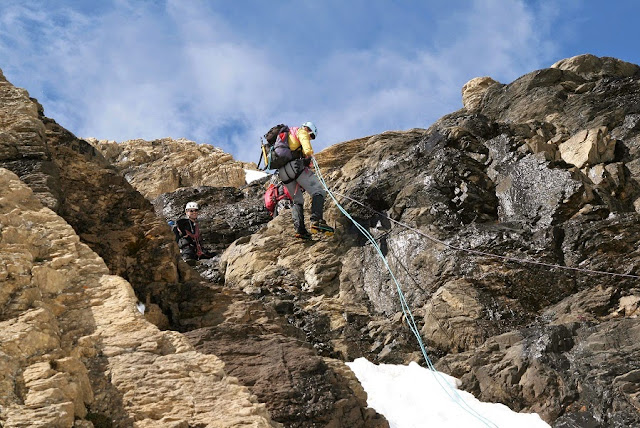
[0,168,275,427]
[211,54,640,426]
[87,137,258,199]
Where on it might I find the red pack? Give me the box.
[264,183,292,216]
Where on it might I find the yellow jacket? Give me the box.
[287,126,314,157]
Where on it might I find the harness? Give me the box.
[280,127,307,184]
[178,219,204,257]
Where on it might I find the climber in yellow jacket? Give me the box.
[278,122,334,239]
[286,123,315,158]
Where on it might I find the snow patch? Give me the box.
[347,358,550,428]
[245,169,268,184]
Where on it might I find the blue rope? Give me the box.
[312,158,498,427]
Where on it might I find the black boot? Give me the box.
[310,194,324,222]
[291,203,311,239]
[310,195,334,234]
[295,230,312,240]
[311,218,334,234]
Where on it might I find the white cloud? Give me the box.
[432,0,558,79]
[0,0,564,163]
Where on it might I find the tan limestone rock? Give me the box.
[87,137,259,199]
[526,134,558,161]
[551,54,639,80]
[0,168,277,427]
[558,126,616,168]
[0,71,46,158]
[0,68,59,209]
[462,76,501,111]
[420,279,489,352]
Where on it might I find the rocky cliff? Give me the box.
[0,168,274,427]
[0,68,386,427]
[86,137,256,200]
[155,54,640,427]
[2,53,640,428]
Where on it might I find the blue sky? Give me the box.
[1,0,639,164]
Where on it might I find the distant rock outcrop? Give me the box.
[87,137,258,199]
[461,76,501,111]
[551,53,640,80]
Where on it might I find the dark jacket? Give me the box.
[173,218,205,259]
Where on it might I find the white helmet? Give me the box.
[302,121,318,138]
[185,202,199,211]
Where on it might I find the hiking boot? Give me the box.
[295,230,313,240]
[311,219,334,234]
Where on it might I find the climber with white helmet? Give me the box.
[278,121,334,239]
[172,201,214,263]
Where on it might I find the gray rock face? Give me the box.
[152,179,272,256]
[486,135,585,229]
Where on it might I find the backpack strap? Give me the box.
[287,127,304,159]
[182,221,204,257]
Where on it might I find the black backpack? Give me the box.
[259,124,294,170]
[264,124,287,145]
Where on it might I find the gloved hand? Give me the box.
[303,156,312,166]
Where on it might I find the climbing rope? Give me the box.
[332,190,640,280]
[311,158,499,427]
